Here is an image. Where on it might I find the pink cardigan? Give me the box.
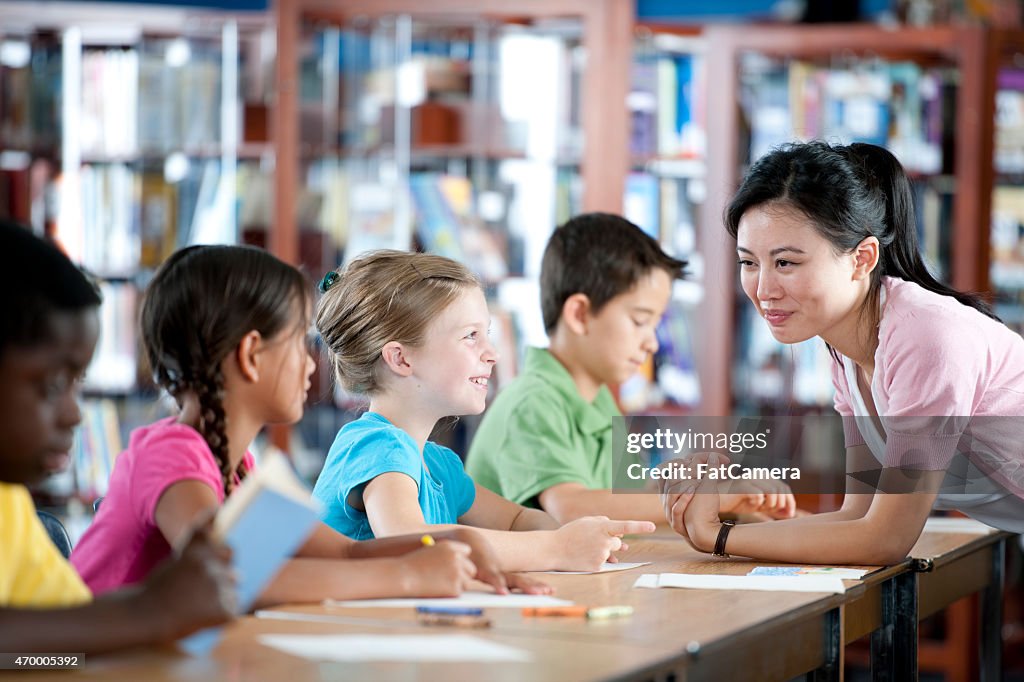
[831,277,1024,471]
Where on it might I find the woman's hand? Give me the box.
[661,452,726,552]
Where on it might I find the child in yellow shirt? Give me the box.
[0,220,236,652]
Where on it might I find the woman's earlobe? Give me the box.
[853,237,881,279]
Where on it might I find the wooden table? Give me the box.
[4,528,1010,682]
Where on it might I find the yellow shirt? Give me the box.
[0,483,91,607]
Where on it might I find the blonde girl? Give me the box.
[313,250,655,571]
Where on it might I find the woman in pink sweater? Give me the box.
[667,141,1024,565]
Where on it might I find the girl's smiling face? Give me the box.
[736,203,866,345]
[406,286,498,418]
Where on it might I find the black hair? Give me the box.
[725,141,996,325]
[540,212,687,333]
[141,244,310,497]
[0,219,102,356]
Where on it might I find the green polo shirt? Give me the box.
[466,346,620,507]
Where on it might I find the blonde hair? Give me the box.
[315,250,480,395]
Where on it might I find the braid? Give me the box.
[192,364,234,497]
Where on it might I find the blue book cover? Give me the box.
[181,453,321,655]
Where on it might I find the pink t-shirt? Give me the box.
[70,417,255,594]
[831,276,1024,472]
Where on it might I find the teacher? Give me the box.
[666,141,1024,564]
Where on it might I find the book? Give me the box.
[182,452,321,655]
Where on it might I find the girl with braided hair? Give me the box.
[72,244,547,603]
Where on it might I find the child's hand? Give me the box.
[720,480,797,519]
[438,527,512,594]
[437,527,554,596]
[139,520,238,641]
[552,517,656,571]
[404,542,477,597]
[505,572,554,595]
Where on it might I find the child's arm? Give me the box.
[539,483,667,524]
[254,543,479,607]
[0,524,235,654]
[154,480,486,602]
[362,473,656,571]
[298,523,551,595]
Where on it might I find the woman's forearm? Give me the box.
[696,514,913,566]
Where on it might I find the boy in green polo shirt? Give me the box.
[465,213,796,523]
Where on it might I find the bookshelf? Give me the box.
[272,0,634,453]
[698,23,1000,416]
[623,25,706,413]
[991,29,1024,339]
[0,3,274,504]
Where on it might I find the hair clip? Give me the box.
[318,270,340,293]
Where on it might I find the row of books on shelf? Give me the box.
[0,40,60,151]
[53,158,241,276]
[84,45,222,157]
[741,57,953,174]
[992,185,1024,292]
[1,41,225,157]
[996,69,1024,175]
[629,50,706,161]
[624,172,699,259]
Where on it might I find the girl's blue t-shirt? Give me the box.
[312,412,477,540]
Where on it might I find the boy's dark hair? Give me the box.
[540,213,686,332]
[0,219,102,356]
[141,244,310,497]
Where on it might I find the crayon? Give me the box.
[417,614,491,629]
[521,606,588,617]
[416,606,484,616]
[586,605,634,620]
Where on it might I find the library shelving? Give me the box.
[697,23,1002,416]
[0,2,275,503]
[272,0,635,453]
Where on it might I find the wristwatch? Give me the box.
[712,519,736,558]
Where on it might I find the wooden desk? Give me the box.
[7,537,874,682]
[905,529,1012,682]
[6,530,1009,682]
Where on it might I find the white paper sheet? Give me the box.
[632,573,845,594]
[326,592,573,609]
[259,634,531,662]
[633,574,659,589]
[923,517,995,535]
[534,561,651,575]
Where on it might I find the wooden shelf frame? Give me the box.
[698,23,1000,416]
[271,0,634,266]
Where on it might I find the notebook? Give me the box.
[182,452,321,655]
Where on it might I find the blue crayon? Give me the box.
[416,606,485,616]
